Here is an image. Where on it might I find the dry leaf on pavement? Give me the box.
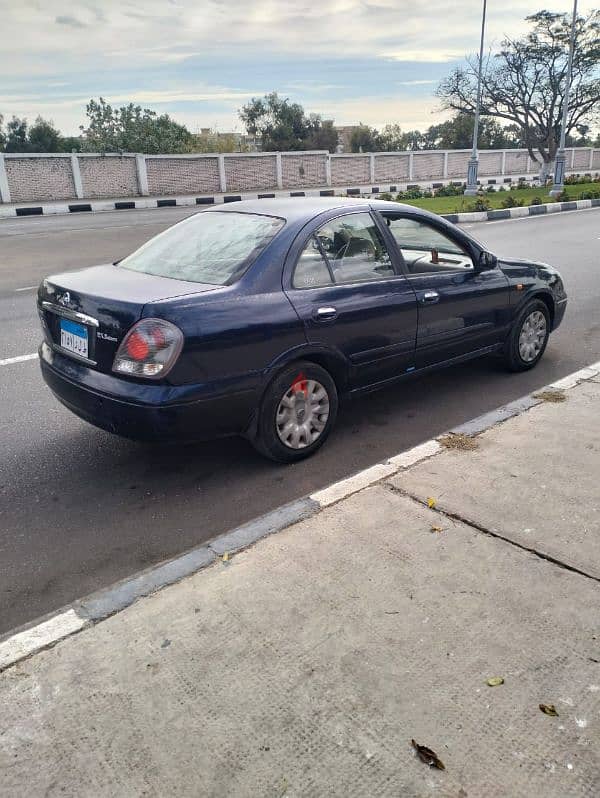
[487,677,505,687]
[539,704,559,716]
[427,497,436,509]
[411,739,445,770]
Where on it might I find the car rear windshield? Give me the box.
[119,211,285,285]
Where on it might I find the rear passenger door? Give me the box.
[284,211,418,389]
[379,213,510,367]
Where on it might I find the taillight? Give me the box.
[113,319,183,379]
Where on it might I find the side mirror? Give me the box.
[478,251,498,271]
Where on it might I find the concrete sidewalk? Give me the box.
[1,377,599,797]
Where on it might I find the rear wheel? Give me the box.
[252,361,338,463]
[504,299,550,372]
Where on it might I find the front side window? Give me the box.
[120,211,285,285]
[297,212,394,286]
[384,216,474,274]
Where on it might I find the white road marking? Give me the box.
[388,439,442,468]
[311,462,397,508]
[0,353,38,367]
[0,609,86,672]
[14,285,38,292]
[549,364,600,391]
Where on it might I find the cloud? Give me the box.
[55,15,87,28]
[383,51,464,64]
[397,80,439,86]
[312,94,450,130]
[2,0,597,134]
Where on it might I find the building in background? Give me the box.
[334,125,360,153]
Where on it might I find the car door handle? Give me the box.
[313,306,338,322]
[419,291,440,304]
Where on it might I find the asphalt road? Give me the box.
[1,206,599,636]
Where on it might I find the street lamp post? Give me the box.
[550,0,578,197]
[465,0,488,197]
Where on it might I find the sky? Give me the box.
[0,0,596,136]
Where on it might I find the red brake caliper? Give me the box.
[290,371,308,398]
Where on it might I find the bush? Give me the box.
[565,175,591,185]
[579,188,600,199]
[501,195,524,208]
[529,196,543,206]
[396,188,424,200]
[485,185,496,194]
[556,189,570,202]
[467,197,491,212]
[434,183,463,197]
[377,192,394,201]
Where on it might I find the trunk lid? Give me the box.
[38,263,219,373]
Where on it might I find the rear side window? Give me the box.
[293,237,333,288]
[120,211,284,285]
[293,212,394,288]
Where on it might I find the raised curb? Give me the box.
[1,180,598,223]
[1,360,599,672]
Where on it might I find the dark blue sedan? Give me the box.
[38,198,567,462]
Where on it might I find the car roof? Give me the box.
[206,196,427,222]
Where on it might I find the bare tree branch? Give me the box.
[436,10,600,169]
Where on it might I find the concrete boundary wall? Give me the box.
[0,148,597,204]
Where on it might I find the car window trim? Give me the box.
[290,209,404,290]
[370,209,409,276]
[313,234,336,283]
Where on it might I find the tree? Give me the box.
[565,124,593,147]
[376,124,418,151]
[189,129,249,153]
[4,116,29,152]
[239,92,336,151]
[60,136,83,152]
[350,124,382,152]
[437,10,600,179]
[425,113,519,150]
[0,114,5,150]
[239,92,305,150]
[80,98,193,153]
[305,116,339,152]
[0,114,76,152]
[27,116,62,152]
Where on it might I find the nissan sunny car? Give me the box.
[38,198,567,462]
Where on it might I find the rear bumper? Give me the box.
[39,343,257,441]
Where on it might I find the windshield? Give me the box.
[119,211,285,285]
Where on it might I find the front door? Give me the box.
[379,213,510,367]
[284,211,418,388]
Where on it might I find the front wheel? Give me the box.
[252,361,338,463]
[504,299,550,372]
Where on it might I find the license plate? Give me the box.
[60,318,88,359]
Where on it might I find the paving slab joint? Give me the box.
[385,483,600,585]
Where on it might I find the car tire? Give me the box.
[252,361,338,463]
[503,299,551,372]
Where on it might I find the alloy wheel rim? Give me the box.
[276,379,330,449]
[518,310,547,362]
